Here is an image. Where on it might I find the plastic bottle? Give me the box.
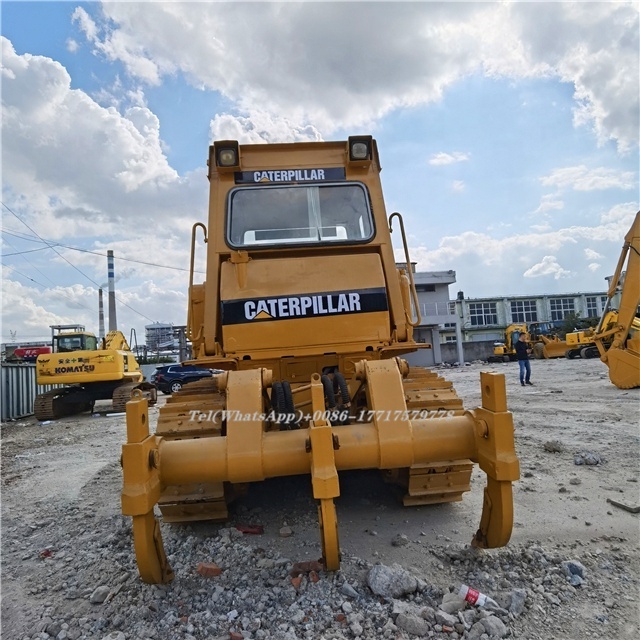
[458,584,497,608]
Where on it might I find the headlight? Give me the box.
[348,135,373,165]
[217,148,238,167]
[211,140,241,172]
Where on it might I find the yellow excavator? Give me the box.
[121,137,520,584]
[35,325,156,420]
[489,323,528,362]
[592,211,640,389]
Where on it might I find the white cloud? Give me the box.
[71,7,98,42]
[533,194,564,215]
[585,248,603,260]
[0,37,205,240]
[76,2,637,150]
[523,256,572,280]
[429,151,470,166]
[66,39,79,53]
[209,111,323,145]
[541,165,637,191]
[451,180,466,192]
[398,203,637,295]
[588,262,601,272]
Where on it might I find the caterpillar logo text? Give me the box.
[221,288,389,325]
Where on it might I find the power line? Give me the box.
[1,203,155,323]
[2,246,50,257]
[1,227,202,273]
[2,236,59,287]
[2,263,98,315]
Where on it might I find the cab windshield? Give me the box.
[227,183,374,248]
[54,334,98,353]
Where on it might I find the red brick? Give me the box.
[197,562,223,578]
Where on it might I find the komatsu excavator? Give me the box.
[35,325,156,420]
[592,211,640,389]
[122,137,520,583]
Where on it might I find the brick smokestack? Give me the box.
[107,250,117,332]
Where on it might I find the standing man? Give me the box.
[515,332,533,386]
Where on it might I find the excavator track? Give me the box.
[112,381,157,413]
[34,388,93,421]
[153,365,472,527]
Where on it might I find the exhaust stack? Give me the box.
[107,250,117,332]
[98,288,105,341]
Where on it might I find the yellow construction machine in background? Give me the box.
[121,137,520,584]
[564,329,599,359]
[35,325,156,420]
[528,322,568,359]
[489,323,528,362]
[592,211,640,389]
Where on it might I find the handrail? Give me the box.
[187,223,208,343]
[389,212,422,327]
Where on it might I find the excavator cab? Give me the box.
[49,324,98,353]
[53,333,98,353]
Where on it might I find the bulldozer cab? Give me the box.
[189,136,420,374]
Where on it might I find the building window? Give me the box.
[448,301,456,314]
[586,296,599,318]
[550,298,575,321]
[511,300,538,323]
[601,296,608,310]
[445,336,457,343]
[468,302,498,326]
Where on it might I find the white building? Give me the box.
[445,290,608,343]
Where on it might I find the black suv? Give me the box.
[150,364,216,394]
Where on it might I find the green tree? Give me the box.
[560,312,598,338]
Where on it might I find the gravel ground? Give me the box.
[1,358,639,640]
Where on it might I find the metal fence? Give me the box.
[1,363,59,422]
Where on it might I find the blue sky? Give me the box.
[1,1,638,342]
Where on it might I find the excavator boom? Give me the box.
[593,211,640,389]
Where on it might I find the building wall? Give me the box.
[447,291,608,342]
[440,340,496,364]
[409,269,461,366]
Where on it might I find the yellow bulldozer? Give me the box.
[592,211,640,389]
[35,324,156,420]
[528,321,568,359]
[121,137,520,584]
